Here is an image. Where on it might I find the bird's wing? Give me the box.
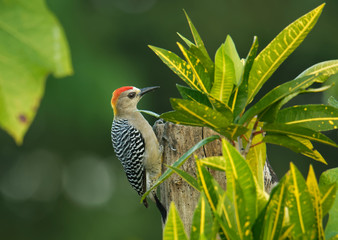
[111,119,146,196]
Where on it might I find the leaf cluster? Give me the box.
[150,3,338,163]
[162,137,338,240]
[146,4,338,240]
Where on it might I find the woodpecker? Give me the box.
[111,86,166,221]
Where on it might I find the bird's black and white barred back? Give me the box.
[111,119,146,197]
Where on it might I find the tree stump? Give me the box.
[153,121,278,234]
[153,121,225,235]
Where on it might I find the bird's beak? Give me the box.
[139,86,160,97]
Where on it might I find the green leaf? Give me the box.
[206,94,233,115]
[140,135,219,202]
[190,193,213,240]
[164,202,188,240]
[240,75,318,125]
[177,32,194,48]
[262,123,338,148]
[233,36,259,119]
[297,60,338,83]
[149,45,203,91]
[177,42,212,92]
[259,85,334,123]
[223,35,244,85]
[176,84,212,108]
[0,0,73,144]
[196,160,222,212]
[319,168,338,239]
[246,130,266,190]
[210,43,235,104]
[275,105,338,131]
[263,134,327,164]
[222,139,257,226]
[306,165,325,240]
[260,178,287,240]
[137,109,160,118]
[216,192,243,240]
[319,183,336,217]
[166,165,200,191]
[247,4,325,103]
[183,10,212,64]
[162,98,232,131]
[286,162,316,239]
[160,110,207,127]
[328,96,338,108]
[199,156,226,171]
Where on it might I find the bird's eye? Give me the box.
[128,92,136,99]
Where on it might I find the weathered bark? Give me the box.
[153,121,225,234]
[153,121,278,234]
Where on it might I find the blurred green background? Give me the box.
[0,0,337,239]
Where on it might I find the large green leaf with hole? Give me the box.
[247,4,325,103]
[240,75,317,124]
[286,163,316,239]
[0,0,73,144]
[263,123,338,147]
[190,193,213,240]
[275,105,338,131]
[297,60,338,82]
[164,202,188,240]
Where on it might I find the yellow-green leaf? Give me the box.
[286,163,315,239]
[247,4,325,103]
[262,123,338,148]
[191,193,213,240]
[261,179,287,240]
[263,134,327,164]
[196,160,221,212]
[210,43,235,104]
[140,135,219,202]
[240,75,318,125]
[222,139,257,226]
[199,156,226,171]
[319,168,338,239]
[177,42,212,92]
[164,202,188,240]
[297,60,338,83]
[183,10,211,63]
[0,0,73,144]
[306,165,325,240]
[166,165,200,191]
[164,98,232,130]
[149,45,202,91]
[223,35,243,86]
[276,104,338,131]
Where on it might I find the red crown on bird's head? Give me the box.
[111,86,134,107]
